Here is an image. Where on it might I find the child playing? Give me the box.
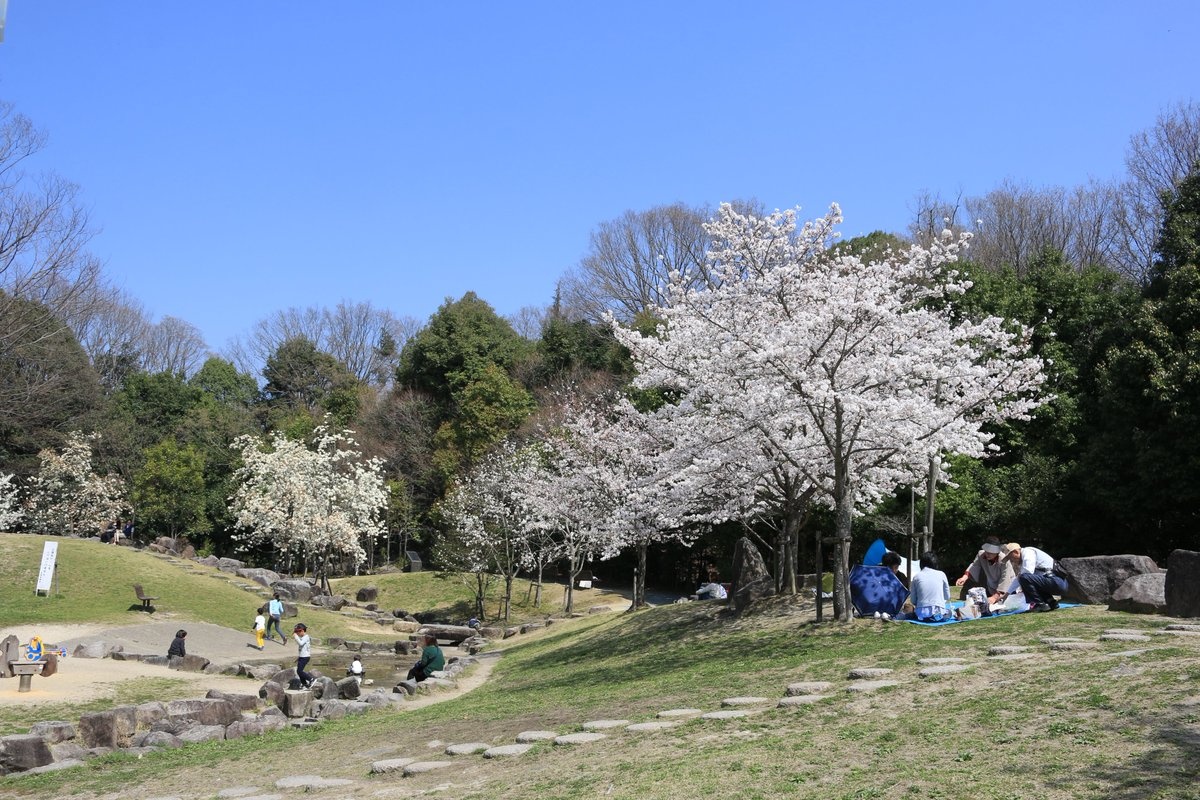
[252,608,266,651]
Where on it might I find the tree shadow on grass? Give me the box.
[1068,708,1200,799]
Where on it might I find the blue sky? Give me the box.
[1,2,1197,353]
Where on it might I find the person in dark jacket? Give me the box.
[167,629,187,658]
[406,634,445,682]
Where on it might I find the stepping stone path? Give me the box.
[701,709,749,719]
[445,742,490,755]
[483,744,533,758]
[846,680,899,693]
[988,645,1031,655]
[1049,641,1099,651]
[848,667,893,680]
[516,730,558,743]
[919,663,973,678]
[786,681,833,696]
[1157,629,1200,637]
[1100,632,1152,642]
[989,652,1035,661]
[721,696,770,707]
[626,721,678,731]
[1041,637,1085,644]
[582,719,630,730]
[1108,648,1152,658]
[657,708,702,718]
[370,758,417,774]
[554,732,607,745]
[918,657,967,665]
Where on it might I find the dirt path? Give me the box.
[0,620,497,710]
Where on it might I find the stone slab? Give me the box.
[917,657,968,665]
[701,710,748,719]
[1049,641,1099,651]
[720,696,770,707]
[370,757,417,774]
[445,742,490,755]
[989,653,1034,661]
[515,730,557,743]
[1100,633,1152,642]
[403,761,453,776]
[626,721,678,732]
[554,732,607,745]
[919,664,973,678]
[581,719,630,730]
[656,708,702,718]
[483,744,533,758]
[847,667,893,679]
[988,646,1031,655]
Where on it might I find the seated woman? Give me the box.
[406,634,445,682]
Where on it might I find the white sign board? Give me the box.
[35,541,58,595]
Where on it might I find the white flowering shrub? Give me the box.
[25,431,128,536]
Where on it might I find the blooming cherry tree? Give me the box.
[230,424,386,591]
[25,431,127,536]
[0,473,24,531]
[437,440,542,620]
[615,204,1047,621]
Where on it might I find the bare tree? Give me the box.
[141,315,209,376]
[507,304,549,340]
[225,301,418,387]
[0,101,103,359]
[560,200,762,323]
[1110,101,1200,283]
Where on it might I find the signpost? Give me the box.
[35,541,57,597]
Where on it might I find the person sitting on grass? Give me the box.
[953,536,1015,605]
[881,551,910,589]
[897,552,951,622]
[691,571,728,601]
[406,634,445,682]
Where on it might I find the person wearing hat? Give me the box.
[997,542,1067,612]
[954,536,1016,605]
[292,623,313,687]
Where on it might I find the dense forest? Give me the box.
[2,98,1198,595]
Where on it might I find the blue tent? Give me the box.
[849,564,908,617]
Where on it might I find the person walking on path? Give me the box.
[252,608,266,651]
[998,542,1068,612]
[267,594,286,644]
[293,623,313,687]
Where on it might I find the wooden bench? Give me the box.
[133,584,159,611]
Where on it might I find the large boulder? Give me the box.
[78,706,138,749]
[235,567,280,588]
[215,557,245,573]
[355,585,379,603]
[417,624,475,644]
[271,579,316,604]
[731,536,775,613]
[0,734,54,774]
[1058,555,1160,604]
[204,689,261,713]
[310,595,348,611]
[1165,549,1200,618]
[164,698,239,727]
[28,721,75,744]
[169,654,211,673]
[1108,573,1167,614]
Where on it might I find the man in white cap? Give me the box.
[997,542,1068,612]
[954,536,1016,605]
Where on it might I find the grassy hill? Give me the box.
[0,533,592,633]
[3,534,1199,799]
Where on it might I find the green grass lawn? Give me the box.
[3,534,1199,800]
